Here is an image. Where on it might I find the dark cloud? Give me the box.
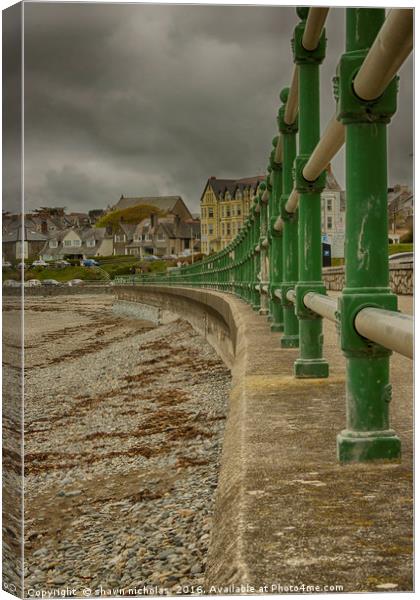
[14,3,413,214]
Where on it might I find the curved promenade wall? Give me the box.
[114,285,413,592]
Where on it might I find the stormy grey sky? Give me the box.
[13,2,415,213]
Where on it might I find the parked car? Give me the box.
[31,259,48,268]
[67,279,84,286]
[3,279,21,287]
[25,279,42,287]
[17,262,28,269]
[82,259,99,267]
[42,279,60,286]
[55,260,71,268]
[142,255,160,262]
[2,261,12,268]
[389,252,413,263]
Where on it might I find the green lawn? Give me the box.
[388,243,413,255]
[3,266,106,282]
[3,256,170,281]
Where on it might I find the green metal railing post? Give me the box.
[278,88,299,347]
[259,179,270,315]
[336,8,401,462]
[269,140,284,332]
[251,199,261,311]
[293,8,329,378]
[245,219,253,305]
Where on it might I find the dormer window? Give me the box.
[49,240,58,248]
[86,239,96,247]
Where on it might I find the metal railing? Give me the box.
[115,8,413,464]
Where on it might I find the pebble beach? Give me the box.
[23,294,231,596]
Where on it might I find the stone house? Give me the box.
[110,195,200,257]
[2,226,48,263]
[125,216,201,257]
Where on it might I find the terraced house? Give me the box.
[200,176,265,254]
[42,227,113,261]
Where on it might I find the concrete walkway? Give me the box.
[205,294,413,593]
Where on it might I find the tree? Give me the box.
[95,204,165,232]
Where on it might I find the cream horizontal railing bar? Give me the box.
[353,9,413,101]
[286,289,413,359]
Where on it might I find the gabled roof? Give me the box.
[202,175,265,203]
[80,227,109,241]
[158,222,176,238]
[325,166,342,191]
[118,222,137,238]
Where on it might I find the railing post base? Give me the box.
[294,357,329,379]
[270,322,284,333]
[280,334,299,348]
[337,430,401,463]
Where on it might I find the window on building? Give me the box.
[73,239,82,247]
[157,232,165,241]
[208,224,213,235]
[49,240,58,248]
[63,240,72,247]
[86,239,96,247]
[237,206,241,216]
[227,224,231,236]
[145,233,152,241]
[226,208,231,218]
[327,216,333,229]
[115,234,126,242]
[327,198,333,211]
[208,207,214,218]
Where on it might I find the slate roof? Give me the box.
[80,227,108,241]
[118,223,137,240]
[3,227,48,243]
[203,175,265,201]
[177,221,201,239]
[113,196,182,212]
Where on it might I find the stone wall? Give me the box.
[112,298,178,325]
[323,263,413,295]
